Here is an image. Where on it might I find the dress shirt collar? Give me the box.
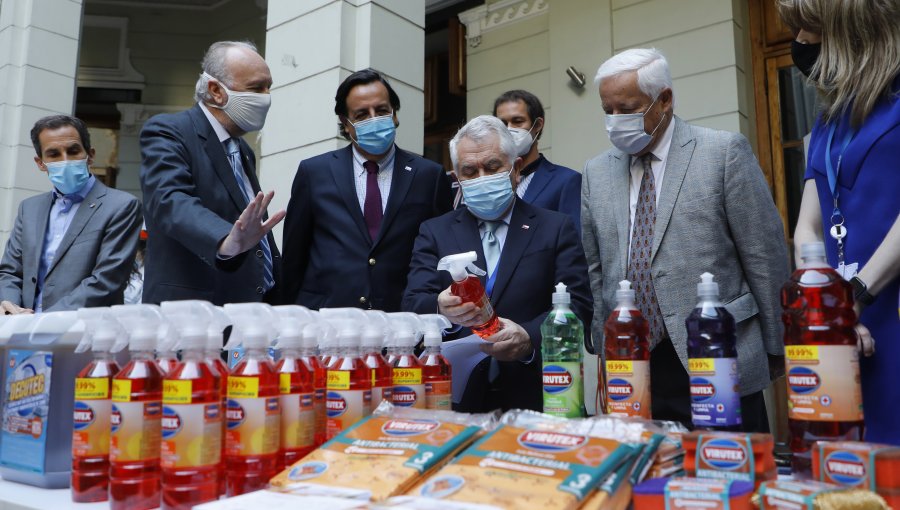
[52,174,96,206]
[519,154,545,178]
[475,198,515,228]
[644,114,676,163]
[352,144,396,175]
[198,102,231,143]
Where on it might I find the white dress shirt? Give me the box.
[353,145,395,213]
[628,117,676,249]
[198,102,255,200]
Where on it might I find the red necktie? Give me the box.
[363,160,383,242]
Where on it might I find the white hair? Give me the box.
[594,48,673,100]
[449,115,517,172]
[194,40,259,103]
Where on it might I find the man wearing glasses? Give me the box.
[282,68,453,311]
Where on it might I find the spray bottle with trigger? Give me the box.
[71,307,126,503]
[270,305,316,466]
[300,314,331,446]
[158,300,222,510]
[418,314,453,410]
[205,305,230,496]
[155,322,179,376]
[222,303,282,496]
[387,312,426,409]
[437,251,501,338]
[318,308,372,439]
[108,304,166,510]
[362,310,393,407]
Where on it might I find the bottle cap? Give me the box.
[697,272,720,299]
[616,280,635,305]
[160,300,217,351]
[111,304,164,352]
[552,282,571,305]
[76,307,126,354]
[420,314,452,347]
[272,305,313,350]
[223,303,278,350]
[388,312,423,349]
[319,308,367,350]
[800,242,826,260]
[437,251,486,281]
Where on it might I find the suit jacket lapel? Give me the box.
[490,201,537,305]
[652,117,695,260]
[375,147,415,246]
[46,182,106,276]
[451,209,488,288]
[611,151,631,276]
[330,146,371,244]
[190,105,248,211]
[28,195,54,283]
[522,158,553,202]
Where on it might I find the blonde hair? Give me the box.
[777,0,900,127]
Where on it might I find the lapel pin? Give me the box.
[404,166,412,171]
[89,203,96,208]
[522,224,530,230]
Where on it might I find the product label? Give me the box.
[816,441,888,490]
[758,480,839,509]
[280,392,315,451]
[226,397,280,456]
[392,367,424,408]
[314,387,326,439]
[110,400,162,462]
[73,377,113,458]
[1,350,52,473]
[162,380,193,405]
[372,385,392,408]
[161,402,221,468]
[425,380,452,410]
[112,379,132,401]
[604,360,650,418]
[227,376,260,399]
[542,362,584,418]
[663,478,733,510]
[327,370,351,391]
[689,357,742,427]
[695,433,755,482]
[325,390,372,439]
[786,345,863,422]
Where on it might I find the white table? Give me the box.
[0,477,106,510]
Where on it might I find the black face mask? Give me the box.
[791,40,821,78]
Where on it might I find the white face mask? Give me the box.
[204,72,271,133]
[605,95,666,155]
[508,120,540,157]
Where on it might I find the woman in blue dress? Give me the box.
[779,0,900,444]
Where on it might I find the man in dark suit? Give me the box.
[282,69,452,311]
[0,115,141,314]
[140,41,284,305]
[403,115,592,413]
[493,90,582,232]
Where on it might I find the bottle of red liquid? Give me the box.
[782,242,863,476]
[301,318,329,446]
[387,313,427,409]
[71,308,124,502]
[419,314,453,410]
[272,305,317,467]
[206,305,231,496]
[320,310,373,439]
[603,280,651,418]
[437,251,500,338]
[362,310,393,408]
[109,304,166,510]
[155,324,179,376]
[158,300,222,510]
[222,303,282,496]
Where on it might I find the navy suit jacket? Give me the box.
[521,155,582,233]
[402,199,592,413]
[282,145,452,311]
[139,104,281,305]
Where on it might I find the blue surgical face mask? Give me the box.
[460,170,515,221]
[605,94,665,155]
[44,158,91,195]
[352,113,396,155]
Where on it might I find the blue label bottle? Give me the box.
[686,272,742,430]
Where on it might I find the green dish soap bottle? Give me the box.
[541,282,585,418]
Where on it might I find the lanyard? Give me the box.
[824,122,857,265]
[485,264,499,297]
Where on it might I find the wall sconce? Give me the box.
[566,66,586,89]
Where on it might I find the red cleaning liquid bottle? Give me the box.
[437,251,500,338]
[603,280,652,419]
[109,304,166,510]
[419,314,453,410]
[156,323,179,376]
[159,300,224,509]
[388,312,426,409]
[206,305,231,496]
[223,303,282,496]
[782,242,863,476]
[320,309,373,440]
[71,308,124,502]
[301,319,329,446]
[362,310,393,408]
[272,305,317,467]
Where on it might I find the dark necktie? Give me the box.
[226,138,274,291]
[363,160,383,242]
[627,154,666,348]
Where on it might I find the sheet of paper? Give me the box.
[442,334,491,404]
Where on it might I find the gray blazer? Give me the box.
[0,180,141,311]
[582,117,789,395]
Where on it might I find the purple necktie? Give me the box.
[627,154,666,348]
[363,160,383,241]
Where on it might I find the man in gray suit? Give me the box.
[582,49,789,431]
[0,115,141,314]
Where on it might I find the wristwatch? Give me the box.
[849,276,876,307]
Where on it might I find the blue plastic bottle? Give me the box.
[686,272,742,430]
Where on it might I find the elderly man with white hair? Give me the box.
[403,115,592,414]
[582,48,789,431]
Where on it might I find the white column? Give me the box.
[260,0,426,248]
[0,0,83,248]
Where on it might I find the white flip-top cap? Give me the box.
[223,303,278,349]
[800,241,826,260]
[552,282,570,305]
[615,280,635,306]
[697,272,720,300]
[160,300,216,351]
[111,304,164,352]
